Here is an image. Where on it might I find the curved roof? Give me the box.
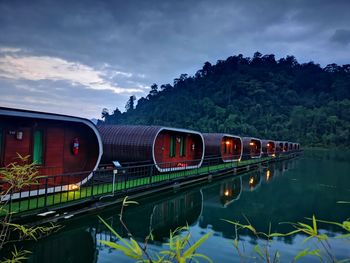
[98,125,205,172]
[202,133,242,161]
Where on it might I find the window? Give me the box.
[33,130,43,165]
[223,141,227,154]
[169,135,176,157]
[180,136,186,157]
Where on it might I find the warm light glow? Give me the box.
[272,154,276,157]
[249,177,254,185]
[266,170,271,180]
[249,142,255,146]
[226,141,230,145]
[267,143,270,147]
[224,190,230,196]
[69,184,80,190]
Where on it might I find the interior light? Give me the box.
[224,190,230,196]
[69,184,80,190]
[226,141,230,145]
[249,177,254,185]
[249,142,255,146]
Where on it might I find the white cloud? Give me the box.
[0,54,143,94]
[0,47,22,53]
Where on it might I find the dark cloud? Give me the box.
[331,29,350,45]
[0,0,349,118]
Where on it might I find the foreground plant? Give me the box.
[224,214,350,263]
[0,154,59,262]
[98,196,212,262]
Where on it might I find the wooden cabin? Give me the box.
[0,107,103,196]
[275,141,284,154]
[202,133,242,162]
[288,142,294,151]
[261,140,275,157]
[241,137,262,160]
[97,125,204,172]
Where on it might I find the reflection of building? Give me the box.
[219,177,242,207]
[116,190,203,242]
[27,228,97,263]
[242,172,261,191]
[150,190,203,238]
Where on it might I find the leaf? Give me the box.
[293,248,321,262]
[254,244,265,259]
[98,216,133,250]
[233,238,239,249]
[182,232,212,258]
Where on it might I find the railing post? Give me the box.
[44,177,48,208]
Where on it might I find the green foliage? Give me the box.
[0,246,31,263]
[0,154,42,194]
[224,213,350,263]
[0,155,59,262]
[100,53,350,147]
[5,222,60,241]
[98,197,212,262]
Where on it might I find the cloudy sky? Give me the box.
[0,0,349,119]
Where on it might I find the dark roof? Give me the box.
[202,133,241,157]
[98,125,162,163]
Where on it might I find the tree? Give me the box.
[125,95,136,112]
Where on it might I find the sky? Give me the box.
[0,0,349,119]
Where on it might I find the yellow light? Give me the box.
[249,177,254,185]
[69,184,79,191]
[249,142,255,146]
[266,170,271,180]
[226,141,230,145]
[272,154,276,157]
[224,190,230,196]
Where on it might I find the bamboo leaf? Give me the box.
[294,248,321,262]
[254,244,265,259]
[182,232,212,258]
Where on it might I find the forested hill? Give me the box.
[99,52,350,148]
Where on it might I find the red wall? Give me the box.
[154,131,203,169]
[0,117,99,180]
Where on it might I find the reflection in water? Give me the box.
[242,172,262,191]
[20,151,350,263]
[219,177,242,207]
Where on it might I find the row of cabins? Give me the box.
[0,107,300,193]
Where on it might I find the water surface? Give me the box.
[19,150,350,262]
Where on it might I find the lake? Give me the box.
[19,149,350,262]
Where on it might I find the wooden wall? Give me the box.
[154,131,203,169]
[0,116,99,178]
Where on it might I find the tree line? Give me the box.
[99,52,350,148]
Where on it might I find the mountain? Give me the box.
[99,52,350,148]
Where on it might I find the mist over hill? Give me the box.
[99,52,350,147]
